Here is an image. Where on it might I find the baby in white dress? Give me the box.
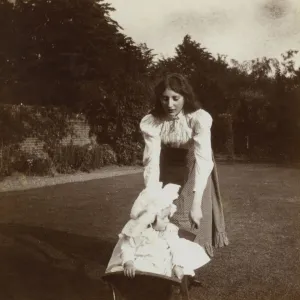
[106,183,211,280]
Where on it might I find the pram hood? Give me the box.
[120,183,181,238]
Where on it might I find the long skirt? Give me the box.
[160,146,229,257]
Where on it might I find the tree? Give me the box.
[0,0,150,107]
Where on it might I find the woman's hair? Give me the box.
[151,73,201,118]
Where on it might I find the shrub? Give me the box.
[49,144,84,174]
[115,138,143,165]
[48,143,117,174]
[0,146,53,177]
[13,152,53,176]
[0,104,73,148]
[93,144,117,166]
[0,144,20,177]
[78,144,117,172]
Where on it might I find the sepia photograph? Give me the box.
[0,0,299,299]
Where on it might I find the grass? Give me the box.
[0,162,299,299]
[190,163,300,300]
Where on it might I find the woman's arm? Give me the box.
[140,114,162,188]
[192,110,214,207]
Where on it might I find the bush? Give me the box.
[0,145,20,177]
[13,152,53,176]
[93,144,117,166]
[0,143,118,180]
[49,144,85,174]
[48,143,117,174]
[0,146,53,177]
[0,104,73,148]
[115,138,143,165]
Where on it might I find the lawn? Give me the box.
[0,162,299,300]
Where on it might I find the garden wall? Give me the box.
[0,104,116,177]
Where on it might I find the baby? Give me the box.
[106,183,210,280]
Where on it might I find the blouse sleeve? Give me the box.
[191,109,214,199]
[140,114,162,189]
[120,236,136,265]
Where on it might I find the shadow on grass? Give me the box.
[0,223,115,300]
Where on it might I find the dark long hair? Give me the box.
[151,73,201,118]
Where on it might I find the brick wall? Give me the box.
[20,116,96,156]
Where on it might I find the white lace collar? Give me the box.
[160,110,192,148]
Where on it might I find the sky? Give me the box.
[110,0,300,66]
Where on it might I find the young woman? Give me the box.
[139,73,229,259]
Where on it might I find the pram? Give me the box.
[102,229,197,300]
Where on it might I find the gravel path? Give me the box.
[0,165,143,192]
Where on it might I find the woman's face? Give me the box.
[161,88,184,118]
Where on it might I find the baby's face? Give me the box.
[153,207,171,231]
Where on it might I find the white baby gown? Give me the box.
[106,223,210,278]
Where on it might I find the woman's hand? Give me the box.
[124,261,135,278]
[189,199,203,230]
[173,265,184,280]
